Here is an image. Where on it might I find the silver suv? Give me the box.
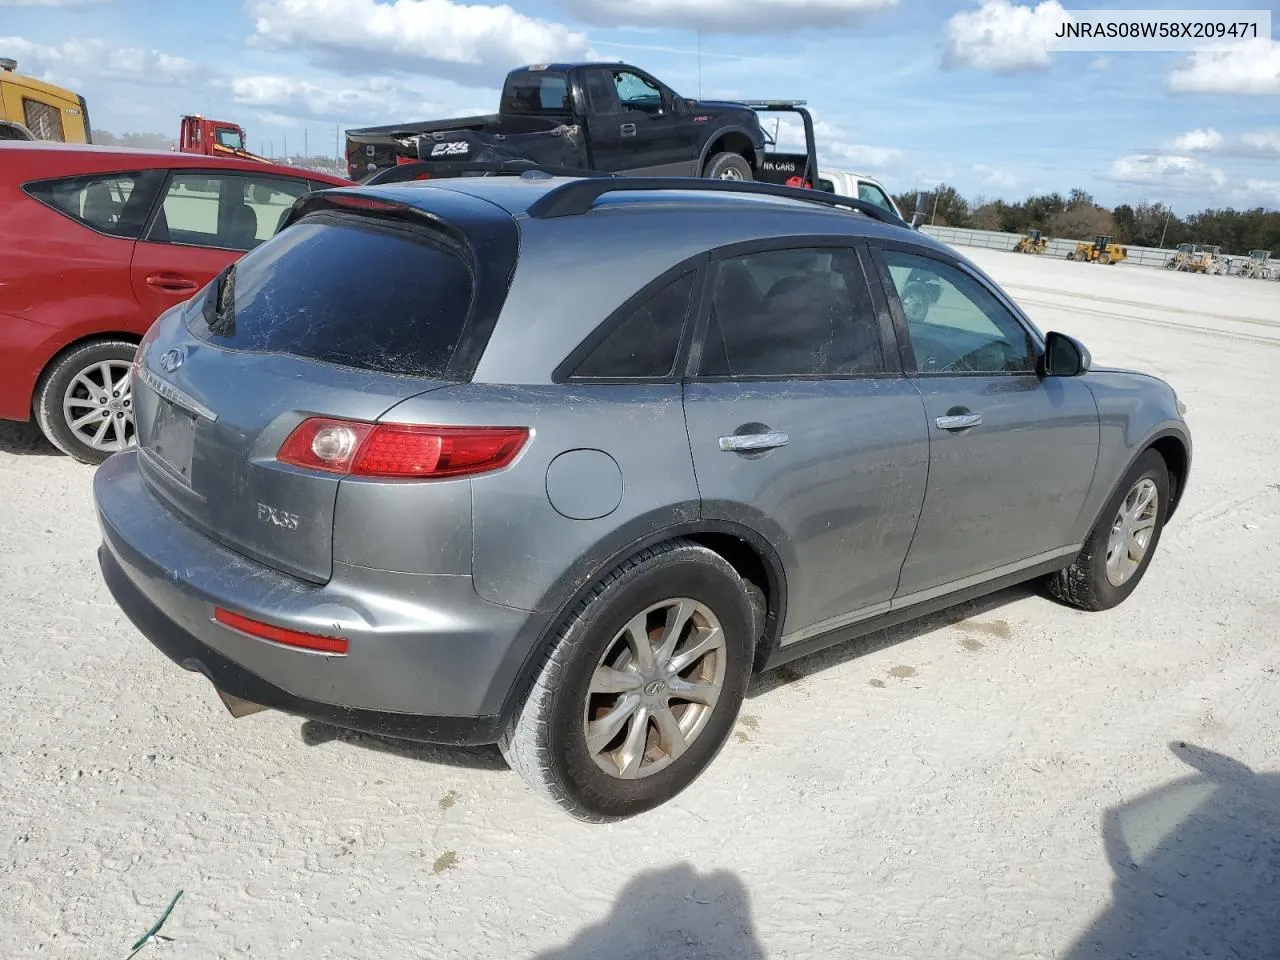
[94,175,1191,821]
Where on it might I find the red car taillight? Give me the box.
[277,418,529,479]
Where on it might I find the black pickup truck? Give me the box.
[346,63,815,186]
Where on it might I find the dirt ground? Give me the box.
[3,249,1278,959]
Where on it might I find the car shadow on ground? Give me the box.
[533,862,765,960]
[0,420,59,457]
[1064,742,1280,960]
[298,720,508,770]
[748,583,1039,699]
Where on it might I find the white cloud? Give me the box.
[974,163,1017,189]
[228,75,445,125]
[249,0,589,83]
[561,0,896,33]
[1087,56,1110,71]
[944,0,1064,73]
[1246,179,1280,202]
[0,36,196,84]
[1170,128,1223,152]
[1168,39,1280,94]
[1108,154,1226,191]
[769,115,901,171]
[827,142,902,169]
[1241,131,1280,155]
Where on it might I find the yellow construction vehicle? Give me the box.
[1066,235,1127,265]
[0,57,91,143]
[1192,244,1225,274]
[1241,250,1276,280]
[1013,229,1047,254]
[1165,242,1195,270]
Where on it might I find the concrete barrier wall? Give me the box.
[918,225,1280,274]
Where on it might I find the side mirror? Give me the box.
[1043,331,1091,377]
[909,191,928,229]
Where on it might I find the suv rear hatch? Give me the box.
[132,194,518,583]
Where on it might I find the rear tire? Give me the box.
[1044,449,1171,611]
[703,152,753,181]
[34,339,138,464]
[500,540,754,822]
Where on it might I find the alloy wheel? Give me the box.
[583,598,727,780]
[1106,478,1159,586]
[62,359,135,453]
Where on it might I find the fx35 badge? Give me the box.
[257,502,301,531]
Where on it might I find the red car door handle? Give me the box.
[145,274,198,292]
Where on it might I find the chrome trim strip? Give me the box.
[888,545,1081,612]
[135,365,218,422]
[778,545,1080,647]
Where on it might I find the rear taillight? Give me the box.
[277,418,528,479]
[215,607,349,655]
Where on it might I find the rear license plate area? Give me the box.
[149,396,198,482]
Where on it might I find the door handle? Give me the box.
[145,274,198,292]
[719,432,789,452]
[935,413,982,430]
[620,123,637,137]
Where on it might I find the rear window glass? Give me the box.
[189,214,473,377]
[500,73,572,114]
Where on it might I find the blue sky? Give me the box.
[3,0,1278,211]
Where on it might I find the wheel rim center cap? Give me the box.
[643,679,667,697]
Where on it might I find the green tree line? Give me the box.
[891,185,1280,255]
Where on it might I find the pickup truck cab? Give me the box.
[347,63,770,183]
[816,170,902,220]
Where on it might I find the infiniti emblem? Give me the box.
[643,680,667,697]
[159,347,186,373]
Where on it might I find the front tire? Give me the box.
[1044,449,1171,611]
[500,540,755,821]
[34,339,138,464]
[703,152,753,181]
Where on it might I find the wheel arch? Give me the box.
[698,127,759,175]
[491,517,789,729]
[1147,431,1190,518]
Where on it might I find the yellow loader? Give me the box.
[1066,235,1127,265]
[1013,229,1047,254]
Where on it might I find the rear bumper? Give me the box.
[94,450,537,744]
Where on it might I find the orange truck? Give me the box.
[178,115,270,163]
[1,57,91,143]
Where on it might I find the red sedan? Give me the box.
[0,142,350,462]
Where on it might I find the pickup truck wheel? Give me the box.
[499,540,754,822]
[704,152,753,181]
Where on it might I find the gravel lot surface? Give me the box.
[3,248,1277,959]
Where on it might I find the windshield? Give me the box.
[216,128,244,151]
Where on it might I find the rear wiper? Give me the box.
[204,265,237,337]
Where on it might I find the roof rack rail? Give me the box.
[366,160,615,185]
[525,177,907,225]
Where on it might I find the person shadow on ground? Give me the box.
[533,862,766,960]
[1064,741,1280,960]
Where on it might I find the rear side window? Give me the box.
[569,272,695,380]
[22,170,162,239]
[190,213,473,377]
[700,247,885,378]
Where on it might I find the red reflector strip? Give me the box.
[214,607,349,655]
